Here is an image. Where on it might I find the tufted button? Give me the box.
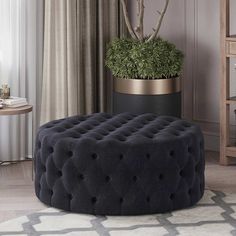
[68,151,73,157]
[146,196,150,202]
[38,142,41,148]
[58,170,62,177]
[68,194,73,200]
[123,132,130,137]
[188,189,192,195]
[179,127,185,131]
[170,150,174,157]
[42,166,46,172]
[85,125,92,130]
[188,147,193,153]
[170,194,175,200]
[146,154,151,160]
[119,198,124,203]
[146,134,153,139]
[159,174,164,180]
[78,174,84,180]
[133,176,138,182]
[49,147,54,153]
[179,170,184,177]
[119,154,124,160]
[49,189,53,195]
[152,129,158,134]
[105,176,111,182]
[91,197,97,204]
[92,153,98,160]
[95,136,103,141]
[118,137,126,142]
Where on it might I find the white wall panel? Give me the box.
[129,0,225,150]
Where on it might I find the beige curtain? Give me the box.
[41,0,126,124]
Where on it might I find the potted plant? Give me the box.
[106,0,184,117]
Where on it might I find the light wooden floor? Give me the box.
[0,160,46,223]
[0,151,236,223]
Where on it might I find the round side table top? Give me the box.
[0,105,33,116]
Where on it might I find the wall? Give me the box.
[129,0,236,151]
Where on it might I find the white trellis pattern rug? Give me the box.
[1,190,236,236]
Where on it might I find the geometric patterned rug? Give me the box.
[1,190,236,236]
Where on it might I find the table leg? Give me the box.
[31,110,34,181]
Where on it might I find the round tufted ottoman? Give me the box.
[34,113,205,215]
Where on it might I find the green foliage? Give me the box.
[105,38,184,79]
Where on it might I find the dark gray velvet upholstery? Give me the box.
[34,113,205,215]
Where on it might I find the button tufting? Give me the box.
[92,153,98,160]
[133,176,137,182]
[188,147,193,153]
[105,176,111,182]
[78,174,84,180]
[159,174,164,180]
[118,137,126,142]
[49,147,54,153]
[170,150,174,156]
[91,197,97,204]
[35,113,205,215]
[146,134,153,139]
[68,151,73,157]
[95,136,103,141]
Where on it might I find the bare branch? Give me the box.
[121,0,138,40]
[135,0,145,41]
[147,0,169,42]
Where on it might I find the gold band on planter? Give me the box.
[114,77,181,95]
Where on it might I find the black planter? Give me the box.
[112,77,182,118]
[113,92,181,117]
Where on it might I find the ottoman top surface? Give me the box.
[39,113,201,145]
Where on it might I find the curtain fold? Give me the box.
[0,0,44,162]
[41,0,126,124]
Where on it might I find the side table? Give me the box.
[0,105,34,177]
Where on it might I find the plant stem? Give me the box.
[147,0,169,42]
[121,0,138,40]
